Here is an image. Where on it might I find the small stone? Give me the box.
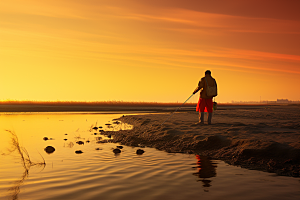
[116,146,123,149]
[43,137,49,141]
[75,150,83,154]
[63,139,67,141]
[113,149,121,154]
[95,137,102,140]
[136,149,145,155]
[44,146,55,154]
[92,127,98,130]
[76,141,84,145]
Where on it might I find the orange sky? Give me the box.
[1,0,299,103]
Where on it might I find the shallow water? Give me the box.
[0,112,299,200]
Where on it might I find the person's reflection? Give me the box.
[193,155,217,190]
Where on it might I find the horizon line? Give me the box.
[0,100,299,105]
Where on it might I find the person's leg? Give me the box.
[199,98,206,124]
[196,98,203,123]
[199,112,205,123]
[206,99,213,125]
[208,112,212,125]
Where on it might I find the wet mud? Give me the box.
[109,106,300,177]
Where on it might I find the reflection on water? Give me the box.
[8,169,28,200]
[63,141,74,148]
[7,164,46,200]
[193,155,217,190]
[0,113,300,200]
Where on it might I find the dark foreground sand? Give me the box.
[108,105,300,177]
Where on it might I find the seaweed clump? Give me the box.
[5,130,46,170]
[4,130,46,200]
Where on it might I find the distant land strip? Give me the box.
[0,100,296,112]
[0,100,196,107]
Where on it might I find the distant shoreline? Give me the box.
[0,104,284,113]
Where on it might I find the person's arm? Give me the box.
[193,86,200,94]
[193,80,203,94]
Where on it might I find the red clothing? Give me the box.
[196,98,213,113]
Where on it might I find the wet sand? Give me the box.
[109,105,300,177]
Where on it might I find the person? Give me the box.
[193,70,217,125]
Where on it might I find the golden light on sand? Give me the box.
[1,0,300,103]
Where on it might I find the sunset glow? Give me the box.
[1,0,299,103]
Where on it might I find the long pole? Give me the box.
[161,94,194,125]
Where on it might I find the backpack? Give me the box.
[205,77,218,97]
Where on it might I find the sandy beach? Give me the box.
[107,105,300,177]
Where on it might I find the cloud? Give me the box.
[1,0,300,75]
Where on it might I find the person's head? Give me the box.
[205,70,211,75]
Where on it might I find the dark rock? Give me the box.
[76,141,84,145]
[86,140,90,143]
[136,149,145,155]
[44,146,55,154]
[113,148,121,154]
[64,139,67,141]
[116,146,123,149]
[95,148,102,150]
[75,150,83,154]
[95,137,103,141]
[92,127,98,130]
[43,137,49,141]
[107,134,112,138]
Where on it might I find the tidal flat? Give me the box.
[112,105,300,177]
[0,110,300,200]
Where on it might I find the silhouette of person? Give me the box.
[193,70,217,124]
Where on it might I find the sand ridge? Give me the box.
[108,106,300,177]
